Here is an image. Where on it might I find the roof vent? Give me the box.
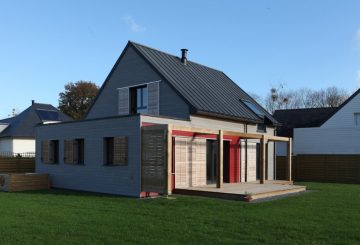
[181,48,188,65]
[31,100,35,105]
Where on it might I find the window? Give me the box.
[355,113,360,126]
[64,139,84,165]
[130,85,148,114]
[41,140,59,164]
[257,124,267,132]
[104,137,128,166]
[242,100,265,118]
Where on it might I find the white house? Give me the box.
[293,89,360,155]
[0,101,72,156]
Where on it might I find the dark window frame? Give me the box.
[257,124,267,133]
[64,138,85,165]
[104,137,128,166]
[130,85,148,114]
[41,140,59,164]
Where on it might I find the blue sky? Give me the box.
[1,1,360,118]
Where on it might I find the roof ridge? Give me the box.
[129,41,225,73]
[275,107,337,112]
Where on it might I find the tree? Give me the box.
[58,81,99,119]
[262,84,350,114]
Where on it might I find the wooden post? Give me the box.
[166,124,173,195]
[216,130,223,188]
[287,137,292,182]
[260,135,266,184]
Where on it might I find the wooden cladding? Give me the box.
[118,87,130,115]
[41,140,59,164]
[0,158,35,173]
[104,137,128,166]
[141,125,167,194]
[64,139,84,165]
[276,155,360,183]
[147,82,159,115]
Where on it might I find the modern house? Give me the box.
[274,107,337,156]
[0,101,72,156]
[293,89,360,155]
[36,41,292,197]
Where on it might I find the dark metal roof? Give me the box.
[0,103,72,138]
[274,107,337,137]
[129,41,279,125]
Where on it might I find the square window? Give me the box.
[64,139,84,165]
[41,140,59,164]
[104,137,128,166]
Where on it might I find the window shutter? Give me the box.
[118,87,129,115]
[113,137,128,165]
[147,82,159,115]
[41,141,50,163]
[64,140,74,164]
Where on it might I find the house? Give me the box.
[293,89,360,155]
[35,41,291,198]
[0,101,72,156]
[274,107,337,156]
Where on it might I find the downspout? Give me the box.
[245,124,248,182]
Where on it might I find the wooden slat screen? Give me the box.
[41,141,50,163]
[141,125,167,193]
[113,137,128,165]
[147,82,159,115]
[64,140,74,163]
[118,87,129,115]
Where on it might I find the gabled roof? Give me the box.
[274,107,337,137]
[320,88,360,126]
[130,41,278,125]
[0,103,72,138]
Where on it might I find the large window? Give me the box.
[104,137,128,166]
[41,140,59,164]
[355,113,360,126]
[130,85,148,114]
[64,139,84,165]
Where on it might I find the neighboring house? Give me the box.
[274,107,337,156]
[36,41,285,197]
[0,101,72,155]
[293,89,360,155]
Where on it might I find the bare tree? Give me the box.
[260,84,350,114]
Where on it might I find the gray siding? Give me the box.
[159,81,190,119]
[86,46,189,120]
[35,116,141,197]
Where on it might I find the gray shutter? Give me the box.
[147,82,159,115]
[113,137,128,165]
[118,87,129,115]
[64,140,74,164]
[41,141,50,163]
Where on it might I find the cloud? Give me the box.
[123,16,146,33]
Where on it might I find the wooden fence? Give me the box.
[0,157,35,173]
[277,155,360,184]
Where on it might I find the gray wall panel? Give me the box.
[35,116,141,197]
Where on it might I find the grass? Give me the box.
[0,182,359,244]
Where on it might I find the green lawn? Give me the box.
[0,182,359,244]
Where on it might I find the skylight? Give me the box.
[36,109,60,122]
[242,100,265,118]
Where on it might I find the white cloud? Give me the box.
[123,16,146,33]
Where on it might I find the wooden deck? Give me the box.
[173,181,306,202]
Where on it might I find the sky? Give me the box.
[1,0,360,118]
